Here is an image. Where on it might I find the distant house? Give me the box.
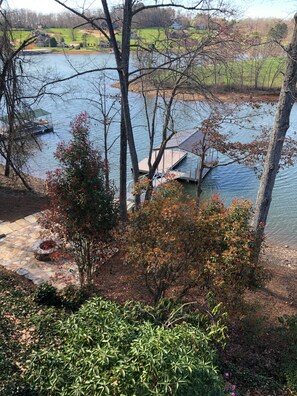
[68,43,81,49]
[57,42,70,48]
[99,40,110,48]
[34,31,49,47]
[170,21,183,30]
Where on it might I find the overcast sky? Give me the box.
[6,0,296,20]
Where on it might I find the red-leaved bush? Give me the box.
[39,113,118,285]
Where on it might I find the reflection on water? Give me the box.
[25,54,297,248]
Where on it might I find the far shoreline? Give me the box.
[114,81,281,103]
[28,50,282,103]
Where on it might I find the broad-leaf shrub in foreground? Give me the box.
[125,181,266,306]
[279,314,297,390]
[27,297,225,396]
[39,113,118,285]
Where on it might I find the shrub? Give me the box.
[61,284,98,311]
[39,113,119,285]
[33,282,61,307]
[279,314,297,390]
[27,297,226,395]
[125,181,266,307]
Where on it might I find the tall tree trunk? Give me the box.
[4,102,16,177]
[119,114,127,221]
[252,13,297,246]
[4,140,11,176]
[103,118,109,191]
[101,0,140,210]
[196,157,205,199]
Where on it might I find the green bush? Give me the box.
[34,283,98,311]
[33,282,61,307]
[61,284,98,311]
[0,377,37,396]
[27,297,225,395]
[279,314,297,390]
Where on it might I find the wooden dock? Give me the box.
[0,108,54,140]
[138,149,187,174]
[168,167,211,182]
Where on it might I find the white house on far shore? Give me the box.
[170,21,183,30]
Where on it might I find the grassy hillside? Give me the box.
[196,57,285,91]
[11,27,286,90]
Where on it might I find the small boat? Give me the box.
[34,119,49,126]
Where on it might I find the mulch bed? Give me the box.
[0,188,48,222]
[0,165,48,222]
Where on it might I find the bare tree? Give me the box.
[54,0,235,218]
[251,13,297,247]
[192,113,297,198]
[0,1,38,187]
[87,74,121,190]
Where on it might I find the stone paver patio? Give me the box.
[0,213,78,288]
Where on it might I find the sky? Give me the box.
[6,0,297,20]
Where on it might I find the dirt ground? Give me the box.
[0,166,48,222]
[0,188,48,222]
[1,169,296,324]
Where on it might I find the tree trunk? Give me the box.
[252,13,297,244]
[101,0,140,210]
[103,119,109,191]
[4,144,11,176]
[196,159,204,199]
[196,133,208,199]
[119,114,127,221]
[1,148,32,190]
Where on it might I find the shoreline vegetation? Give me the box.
[120,81,281,103]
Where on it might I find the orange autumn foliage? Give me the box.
[125,181,267,306]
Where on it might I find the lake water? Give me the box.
[24,53,297,248]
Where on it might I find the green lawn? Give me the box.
[12,28,100,49]
[157,56,285,91]
[47,27,99,47]
[199,57,285,90]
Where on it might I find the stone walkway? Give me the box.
[0,213,78,288]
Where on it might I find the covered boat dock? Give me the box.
[138,128,218,182]
[0,108,54,140]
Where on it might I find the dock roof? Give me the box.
[0,109,51,124]
[33,109,51,118]
[155,129,208,155]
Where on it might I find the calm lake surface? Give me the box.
[25,53,297,247]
